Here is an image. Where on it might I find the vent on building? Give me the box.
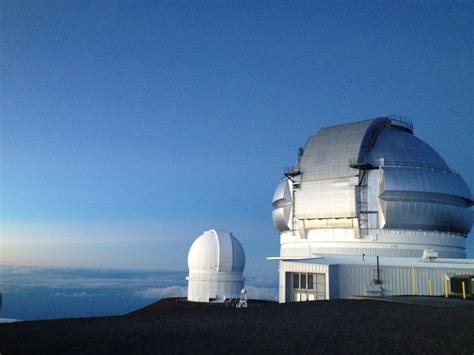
[422,249,439,261]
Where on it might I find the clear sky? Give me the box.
[1,1,473,273]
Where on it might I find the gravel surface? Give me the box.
[1,298,473,354]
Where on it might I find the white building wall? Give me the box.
[280,229,466,259]
[279,260,474,302]
[187,272,244,302]
[337,264,474,298]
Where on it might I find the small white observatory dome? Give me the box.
[187,229,245,302]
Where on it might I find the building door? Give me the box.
[292,273,326,301]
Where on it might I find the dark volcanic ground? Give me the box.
[1,298,473,354]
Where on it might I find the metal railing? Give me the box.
[387,114,413,127]
[284,165,301,176]
[348,158,460,176]
[378,158,460,176]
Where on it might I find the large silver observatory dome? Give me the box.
[273,116,473,259]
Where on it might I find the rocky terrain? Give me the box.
[1,297,473,354]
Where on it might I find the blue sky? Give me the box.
[1,1,473,272]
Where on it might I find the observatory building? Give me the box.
[271,116,474,302]
[187,229,245,302]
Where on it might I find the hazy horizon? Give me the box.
[0,265,279,321]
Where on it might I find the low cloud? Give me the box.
[0,266,187,291]
[134,285,278,301]
[134,286,187,299]
[0,266,279,303]
[245,285,278,301]
[0,318,21,323]
[55,291,89,298]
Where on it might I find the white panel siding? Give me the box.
[337,264,474,298]
[279,260,474,301]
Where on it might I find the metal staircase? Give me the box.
[358,169,370,237]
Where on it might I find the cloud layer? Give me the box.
[245,285,278,301]
[133,285,278,301]
[0,318,21,323]
[134,286,188,299]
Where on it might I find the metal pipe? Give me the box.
[462,281,466,300]
[376,256,380,283]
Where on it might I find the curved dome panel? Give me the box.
[272,179,293,231]
[187,229,245,272]
[272,179,293,208]
[370,126,448,169]
[230,235,246,272]
[272,206,292,231]
[381,200,472,234]
[380,167,472,206]
[188,231,218,272]
[299,119,377,180]
[372,126,473,236]
[379,166,473,234]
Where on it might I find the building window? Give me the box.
[293,273,300,289]
[301,274,307,289]
[308,274,314,290]
[292,272,326,301]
